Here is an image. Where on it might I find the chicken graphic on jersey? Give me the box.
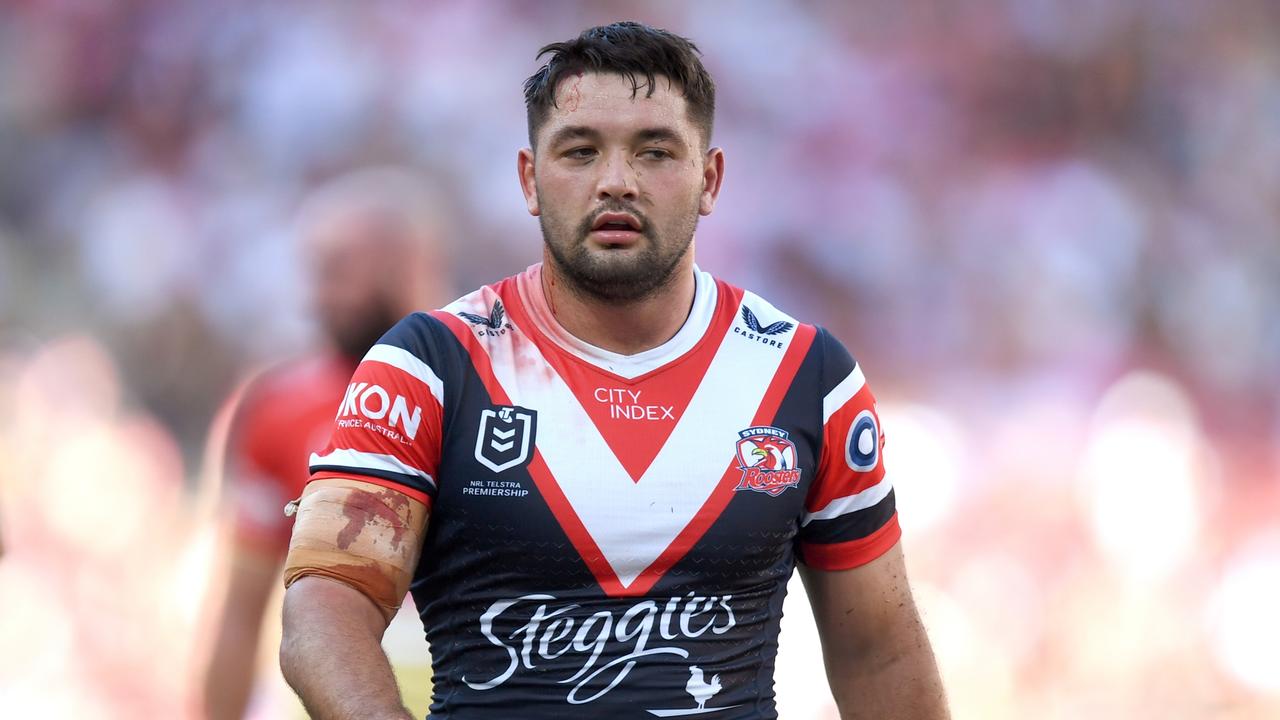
[685,666,722,711]
[750,440,790,470]
[734,426,803,497]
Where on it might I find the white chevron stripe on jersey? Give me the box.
[799,474,893,526]
[479,293,800,589]
[822,364,866,424]
[363,343,444,405]
[310,448,437,488]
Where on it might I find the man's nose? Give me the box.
[595,152,639,201]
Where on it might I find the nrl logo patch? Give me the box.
[475,405,537,473]
[733,426,802,497]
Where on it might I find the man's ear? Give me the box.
[699,146,725,216]
[518,147,540,216]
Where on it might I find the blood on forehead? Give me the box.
[562,71,584,113]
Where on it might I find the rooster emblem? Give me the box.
[750,439,792,471]
[685,666,722,711]
[733,426,802,497]
[458,300,506,329]
[644,665,741,716]
[740,305,794,336]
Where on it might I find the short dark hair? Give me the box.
[523,21,716,148]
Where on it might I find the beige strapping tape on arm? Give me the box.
[283,480,427,623]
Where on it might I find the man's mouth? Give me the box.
[588,212,644,246]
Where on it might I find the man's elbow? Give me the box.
[278,582,316,683]
[866,610,936,670]
[278,608,302,683]
[825,601,940,687]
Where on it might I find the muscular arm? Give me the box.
[278,478,429,720]
[800,542,950,720]
[202,542,282,720]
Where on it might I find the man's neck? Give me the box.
[539,254,697,356]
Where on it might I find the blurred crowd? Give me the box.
[0,0,1277,718]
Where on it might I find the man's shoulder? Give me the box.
[714,274,826,348]
[435,275,515,333]
[380,279,509,349]
[367,275,522,385]
[728,282,805,336]
[716,275,859,385]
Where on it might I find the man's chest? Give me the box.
[430,357,820,597]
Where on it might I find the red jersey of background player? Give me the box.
[226,353,356,554]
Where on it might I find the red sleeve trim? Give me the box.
[308,471,434,509]
[798,512,901,571]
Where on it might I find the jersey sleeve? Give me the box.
[796,328,900,570]
[224,382,296,553]
[308,313,446,508]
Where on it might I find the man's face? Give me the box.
[519,72,723,302]
[304,214,403,359]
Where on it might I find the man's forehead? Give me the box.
[550,71,687,115]
[544,71,692,139]
[553,70,682,98]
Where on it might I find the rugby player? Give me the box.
[280,23,949,719]
[201,168,450,719]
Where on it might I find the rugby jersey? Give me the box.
[307,264,898,719]
[229,353,356,553]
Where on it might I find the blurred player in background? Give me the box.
[200,168,452,719]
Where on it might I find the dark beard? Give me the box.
[328,303,402,361]
[539,200,696,303]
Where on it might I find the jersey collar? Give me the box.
[514,262,719,380]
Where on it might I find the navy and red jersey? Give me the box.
[226,354,355,553]
[307,264,899,719]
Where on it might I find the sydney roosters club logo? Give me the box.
[733,426,802,497]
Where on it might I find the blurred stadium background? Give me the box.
[1,0,1277,718]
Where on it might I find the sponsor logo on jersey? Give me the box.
[475,405,537,473]
[593,387,675,421]
[845,409,879,472]
[733,426,802,497]
[458,299,514,336]
[335,382,422,443]
[463,592,738,707]
[732,305,793,348]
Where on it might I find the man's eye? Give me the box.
[565,147,596,159]
[641,148,671,160]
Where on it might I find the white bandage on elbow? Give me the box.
[283,479,427,622]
